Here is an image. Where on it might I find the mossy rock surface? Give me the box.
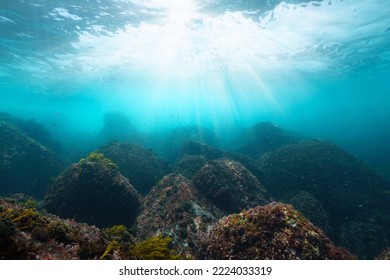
[176,140,263,179]
[202,202,353,260]
[136,173,223,258]
[99,142,170,196]
[44,154,141,228]
[0,198,107,260]
[0,121,63,198]
[239,121,300,159]
[193,159,270,214]
[258,140,390,258]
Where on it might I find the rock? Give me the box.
[201,202,353,260]
[0,112,62,153]
[175,155,208,180]
[136,174,223,258]
[258,140,390,258]
[161,126,219,163]
[44,152,141,228]
[193,159,270,214]
[98,111,137,143]
[99,142,170,195]
[175,140,263,181]
[179,140,224,160]
[340,221,389,260]
[287,191,331,234]
[0,121,63,198]
[0,198,107,260]
[239,122,299,159]
[258,140,390,219]
[376,248,390,260]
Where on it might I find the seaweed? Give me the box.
[79,151,118,169]
[129,236,182,260]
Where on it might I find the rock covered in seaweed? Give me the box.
[98,111,137,144]
[44,152,141,228]
[1,197,182,260]
[0,198,107,260]
[161,126,219,163]
[0,121,63,198]
[258,140,390,258]
[175,155,208,180]
[376,248,390,260]
[193,159,270,214]
[258,140,390,216]
[175,140,263,181]
[202,202,353,260]
[239,121,299,159]
[287,191,331,234]
[135,173,223,258]
[0,112,62,153]
[99,142,170,196]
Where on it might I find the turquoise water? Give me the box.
[1,0,390,171]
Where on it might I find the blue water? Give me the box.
[1,0,390,173]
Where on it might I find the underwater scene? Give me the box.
[0,0,390,260]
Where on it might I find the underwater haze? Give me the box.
[1,0,390,169]
[2,0,390,261]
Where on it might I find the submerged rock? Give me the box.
[0,198,107,260]
[161,126,219,163]
[98,111,137,144]
[202,202,353,260]
[258,140,390,258]
[0,121,63,198]
[175,140,263,181]
[99,142,170,196]
[0,112,62,153]
[376,248,390,260]
[44,152,141,228]
[340,221,389,260]
[175,155,208,180]
[193,159,270,214]
[239,121,299,159]
[287,191,331,234]
[136,174,223,258]
[179,140,224,160]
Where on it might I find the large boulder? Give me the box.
[98,111,137,144]
[44,152,141,228]
[0,121,63,198]
[258,140,390,258]
[136,174,223,258]
[99,142,170,196]
[201,202,353,260]
[0,112,62,153]
[238,122,299,159]
[175,140,263,181]
[287,191,331,234]
[175,155,208,180]
[0,198,108,260]
[193,159,270,214]
[161,126,219,163]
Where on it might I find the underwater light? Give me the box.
[164,0,198,24]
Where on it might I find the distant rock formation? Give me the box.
[99,142,170,196]
[98,111,137,144]
[0,121,63,198]
[161,125,219,163]
[238,121,300,159]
